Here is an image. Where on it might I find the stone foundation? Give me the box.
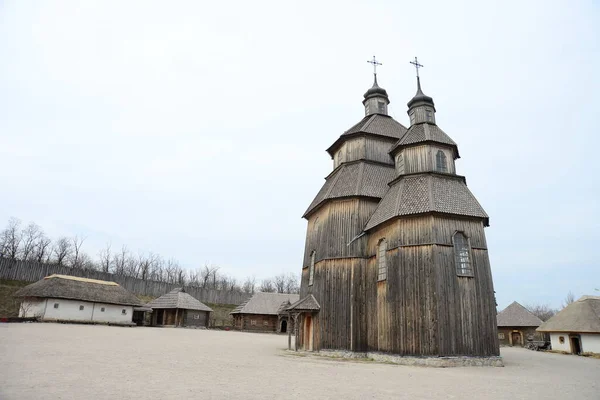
[313,350,504,367]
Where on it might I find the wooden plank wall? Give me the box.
[0,258,249,306]
[299,214,499,356]
[400,145,456,175]
[333,137,395,169]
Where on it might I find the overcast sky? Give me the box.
[1,1,598,310]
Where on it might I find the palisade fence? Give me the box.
[0,258,249,306]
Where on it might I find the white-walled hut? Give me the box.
[537,296,600,354]
[14,274,146,325]
[146,288,213,328]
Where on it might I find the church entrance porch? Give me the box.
[303,315,314,351]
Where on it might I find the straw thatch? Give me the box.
[14,274,143,306]
[537,296,600,333]
[497,301,543,327]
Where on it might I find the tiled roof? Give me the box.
[538,296,600,333]
[327,114,407,155]
[303,162,395,218]
[497,302,543,327]
[14,275,143,306]
[364,173,488,231]
[390,122,458,155]
[145,288,213,312]
[230,292,300,315]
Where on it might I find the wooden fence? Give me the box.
[0,258,249,306]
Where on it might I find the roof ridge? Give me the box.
[361,114,378,131]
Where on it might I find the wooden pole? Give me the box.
[294,313,299,352]
[175,308,179,327]
[287,312,292,350]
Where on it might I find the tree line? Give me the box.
[525,291,577,322]
[0,217,299,294]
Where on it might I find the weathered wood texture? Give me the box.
[333,137,395,169]
[232,313,292,333]
[397,145,456,175]
[302,199,379,267]
[0,258,248,306]
[298,215,498,356]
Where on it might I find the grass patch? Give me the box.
[206,303,236,327]
[580,352,600,359]
[0,279,29,317]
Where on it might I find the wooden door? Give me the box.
[512,332,521,346]
[304,315,313,351]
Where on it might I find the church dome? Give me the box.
[363,75,389,100]
[407,77,434,108]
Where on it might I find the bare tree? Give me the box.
[200,264,219,288]
[34,234,52,263]
[52,237,72,266]
[525,303,557,322]
[273,273,286,293]
[0,217,23,259]
[112,245,128,275]
[562,291,576,309]
[242,276,256,294]
[69,235,87,268]
[98,243,112,273]
[284,273,300,294]
[20,222,42,261]
[259,278,276,293]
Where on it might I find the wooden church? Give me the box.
[287,59,499,357]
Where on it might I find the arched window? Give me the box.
[453,232,473,276]
[377,239,387,281]
[309,251,315,286]
[396,153,405,174]
[436,150,448,173]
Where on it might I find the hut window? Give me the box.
[377,239,387,281]
[263,320,269,326]
[436,150,448,173]
[453,232,473,276]
[53,303,59,309]
[498,333,505,339]
[309,250,315,286]
[193,314,200,320]
[251,319,257,326]
[100,307,105,312]
[79,305,84,311]
[559,336,565,344]
[122,309,127,315]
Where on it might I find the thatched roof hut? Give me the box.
[145,288,212,328]
[15,274,143,306]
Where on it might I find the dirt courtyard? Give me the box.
[1,324,599,400]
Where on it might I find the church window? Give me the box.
[309,251,315,286]
[436,150,448,173]
[453,232,473,276]
[377,101,386,113]
[377,239,387,281]
[101,307,105,312]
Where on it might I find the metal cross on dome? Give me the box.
[367,55,382,75]
[410,57,424,78]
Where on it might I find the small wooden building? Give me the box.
[15,274,145,325]
[497,301,544,346]
[537,296,600,354]
[146,288,213,328]
[230,292,299,333]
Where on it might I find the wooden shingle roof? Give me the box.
[230,292,299,315]
[364,173,489,231]
[326,114,407,156]
[286,294,321,312]
[145,288,213,312]
[14,274,143,307]
[303,161,395,218]
[497,301,543,327]
[390,122,458,156]
[537,296,600,333]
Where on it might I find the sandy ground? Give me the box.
[0,324,599,400]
